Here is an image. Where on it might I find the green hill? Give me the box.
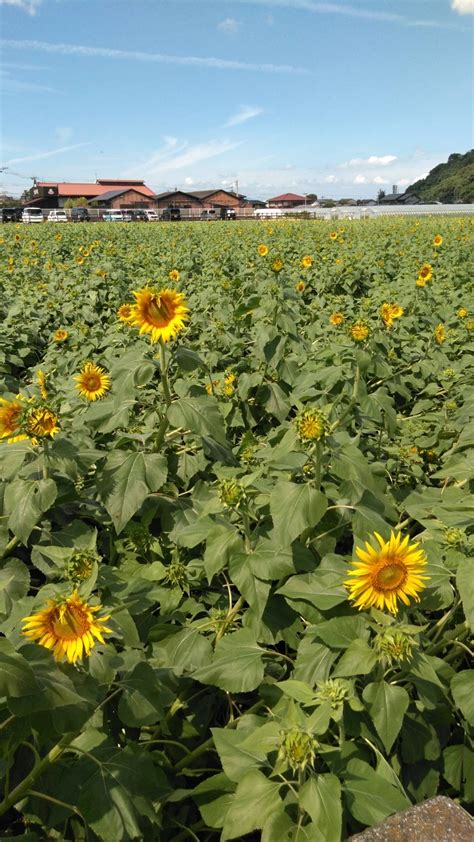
[407,149,474,203]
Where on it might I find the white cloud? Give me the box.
[451,0,474,14]
[4,142,91,167]
[218,17,240,32]
[125,138,242,180]
[373,176,389,185]
[0,69,60,94]
[340,154,397,168]
[354,174,367,184]
[0,0,42,15]
[184,176,195,185]
[324,175,338,183]
[1,38,307,75]
[225,105,263,127]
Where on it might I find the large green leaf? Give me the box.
[0,558,30,619]
[4,478,57,543]
[451,671,474,726]
[221,770,282,841]
[457,558,474,631]
[299,774,342,842]
[343,759,410,826]
[167,395,227,444]
[193,628,265,692]
[99,451,167,533]
[270,482,327,545]
[0,639,38,697]
[363,681,409,753]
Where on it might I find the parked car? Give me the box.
[130,209,149,222]
[1,207,23,223]
[220,207,236,220]
[145,209,159,221]
[22,207,44,224]
[48,209,68,223]
[102,210,132,222]
[71,207,90,223]
[161,207,181,221]
[200,209,217,221]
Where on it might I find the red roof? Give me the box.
[268,192,306,202]
[36,180,154,198]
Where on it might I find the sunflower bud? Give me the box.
[219,479,246,509]
[313,679,350,709]
[443,527,465,549]
[277,728,318,773]
[67,550,98,582]
[295,409,327,443]
[163,559,188,589]
[373,627,416,666]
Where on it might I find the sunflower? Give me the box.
[351,322,369,342]
[345,531,429,614]
[36,370,48,400]
[26,407,59,438]
[76,256,85,266]
[117,303,135,323]
[169,269,180,282]
[329,312,345,326]
[418,264,433,282]
[301,255,313,269]
[295,408,326,442]
[416,277,427,288]
[272,258,283,272]
[257,244,269,257]
[130,287,189,343]
[74,362,111,401]
[329,231,338,241]
[54,329,68,342]
[380,303,404,328]
[22,590,112,664]
[0,397,28,443]
[457,307,468,319]
[434,323,446,344]
[295,281,306,293]
[433,235,443,247]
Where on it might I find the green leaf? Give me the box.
[276,679,317,705]
[363,681,409,753]
[443,744,474,801]
[99,451,167,533]
[192,773,235,829]
[343,759,410,826]
[0,639,38,697]
[457,558,474,631]
[278,570,346,612]
[270,482,327,545]
[332,639,377,677]
[221,770,282,841]
[0,558,30,619]
[299,774,342,842]
[451,671,474,725]
[204,525,244,582]
[117,662,166,727]
[152,626,213,673]
[313,615,369,649]
[4,478,57,543]
[211,728,269,783]
[174,346,205,371]
[168,396,227,444]
[193,628,265,692]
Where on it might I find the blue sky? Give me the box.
[1,0,473,199]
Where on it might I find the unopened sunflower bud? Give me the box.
[373,627,416,666]
[219,478,246,509]
[67,550,98,582]
[313,679,350,709]
[295,408,327,442]
[277,728,318,773]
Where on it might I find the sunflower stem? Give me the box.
[0,536,20,562]
[42,439,49,480]
[159,341,172,407]
[0,733,72,817]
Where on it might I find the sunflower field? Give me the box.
[0,217,473,841]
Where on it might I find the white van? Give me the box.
[48,210,68,223]
[145,209,159,221]
[22,207,44,224]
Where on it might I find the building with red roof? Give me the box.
[267,192,307,208]
[25,178,155,208]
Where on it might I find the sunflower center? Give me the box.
[52,604,89,640]
[147,295,173,327]
[373,560,407,591]
[85,375,101,392]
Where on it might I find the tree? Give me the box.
[64,196,88,208]
[0,194,22,208]
[377,189,386,202]
[305,193,318,203]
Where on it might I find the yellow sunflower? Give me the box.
[26,407,59,438]
[345,531,429,614]
[74,362,111,401]
[54,329,68,342]
[295,281,306,293]
[380,303,404,328]
[130,287,189,343]
[434,323,446,345]
[169,269,180,282]
[0,397,28,443]
[272,258,284,272]
[433,235,443,247]
[117,303,135,323]
[301,255,313,269]
[457,307,468,319]
[329,231,338,241]
[418,264,433,282]
[295,409,326,442]
[22,590,112,664]
[257,244,269,257]
[351,322,369,342]
[329,312,345,326]
[36,370,48,400]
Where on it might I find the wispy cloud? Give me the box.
[4,142,91,167]
[125,138,242,179]
[1,38,307,74]
[451,0,474,13]
[339,155,398,168]
[225,105,263,127]
[0,0,42,15]
[217,17,240,32]
[0,69,60,95]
